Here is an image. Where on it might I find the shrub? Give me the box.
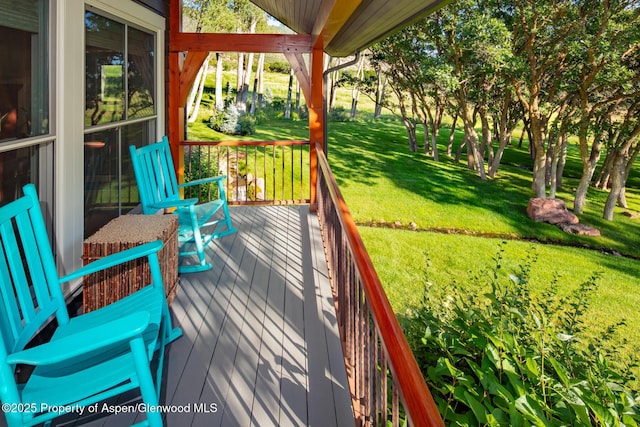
[219,104,239,134]
[254,110,268,124]
[183,146,220,200]
[237,114,256,135]
[329,106,350,122]
[207,107,225,131]
[403,245,640,426]
[266,61,290,74]
[263,87,274,105]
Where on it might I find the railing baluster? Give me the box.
[180,140,310,205]
[314,142,443,427]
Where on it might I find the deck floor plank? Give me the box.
[2,206,353,427]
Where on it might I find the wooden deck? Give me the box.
[3,206,354,427]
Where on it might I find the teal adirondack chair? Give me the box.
[0,184,182,427]
[129,136,237,273]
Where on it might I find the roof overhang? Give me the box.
[248,0,452,56]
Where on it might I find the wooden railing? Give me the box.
[182,140,310,205]
[180,138,443,426]
[315,143,444,427]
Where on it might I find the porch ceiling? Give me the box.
[248,0,452,57]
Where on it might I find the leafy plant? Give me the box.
[219,104,240,134]
[330,106,350,122]
[237,114,256,135]
[403,244,640,426]
[183,146,221,201]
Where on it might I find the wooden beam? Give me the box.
[312,0,363,49]
[179,51,210,105]
[284,52,311,106]
[170,33,312,53]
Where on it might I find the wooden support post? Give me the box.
[168,1,184,181]
[309,46,325,212]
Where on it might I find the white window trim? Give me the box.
[55,0,165,295]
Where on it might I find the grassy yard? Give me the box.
[188,67,640,388]
[325,119,640,387]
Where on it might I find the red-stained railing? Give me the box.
[314,143,444,427]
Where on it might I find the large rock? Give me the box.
[527,198,579,225]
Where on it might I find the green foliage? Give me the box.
[329,106,350,122]
[219,104,239,134]
[237,114,256,135]
[209,103,256,136]
[183,146,221,200]
[404,246,640,426]
[265,61,291,74]
[263,86,274,105]
[207,107,225,130]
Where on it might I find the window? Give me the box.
[0,0,51,207]
[84,9,156,238]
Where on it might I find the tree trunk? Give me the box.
[403,119,418,152]
[256,53,265,108]
[479,106,493,165]
[250,78,258,115]
[603,150,626,220]
[555,135,568,191]
[487,95,514,179]
[447,113,458,157]
[236,53,244,105]
[284,70,293,119]
[574,142,602,213]
[459,102,486,179]
[595,151,614,189]
[529,115,548,197]
[242,52,254,105]
[350,55,364,120]
[574,162,599,214]
[374,72,387,119]
[423,124,430,155]
[188,64,208,123]
[215,53,224,110]
[430,125,439,162]
[186,61,206,120]
[455,135,466,163]
[488,129,512,178]
[328,57,341,112]
[548,144,560,199]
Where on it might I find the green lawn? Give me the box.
[188,68,640,387]
[325,118,640,386]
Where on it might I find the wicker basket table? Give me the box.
[82,214,178,312]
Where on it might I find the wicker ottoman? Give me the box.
[82,214,179,312]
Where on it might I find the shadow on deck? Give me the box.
[1,206,354,427]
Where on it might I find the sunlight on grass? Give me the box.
[188,67,640,388]
[359,227,640,385]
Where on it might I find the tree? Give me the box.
[231,0,267,109]
[427,2,512,176]
[601,99,640,220]
[371,22,453,160]
[566,1,640,213]
[508,0,581,197]
[182,0,237,116]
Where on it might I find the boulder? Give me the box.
[557,222,601,237]
[527,198,579,225]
